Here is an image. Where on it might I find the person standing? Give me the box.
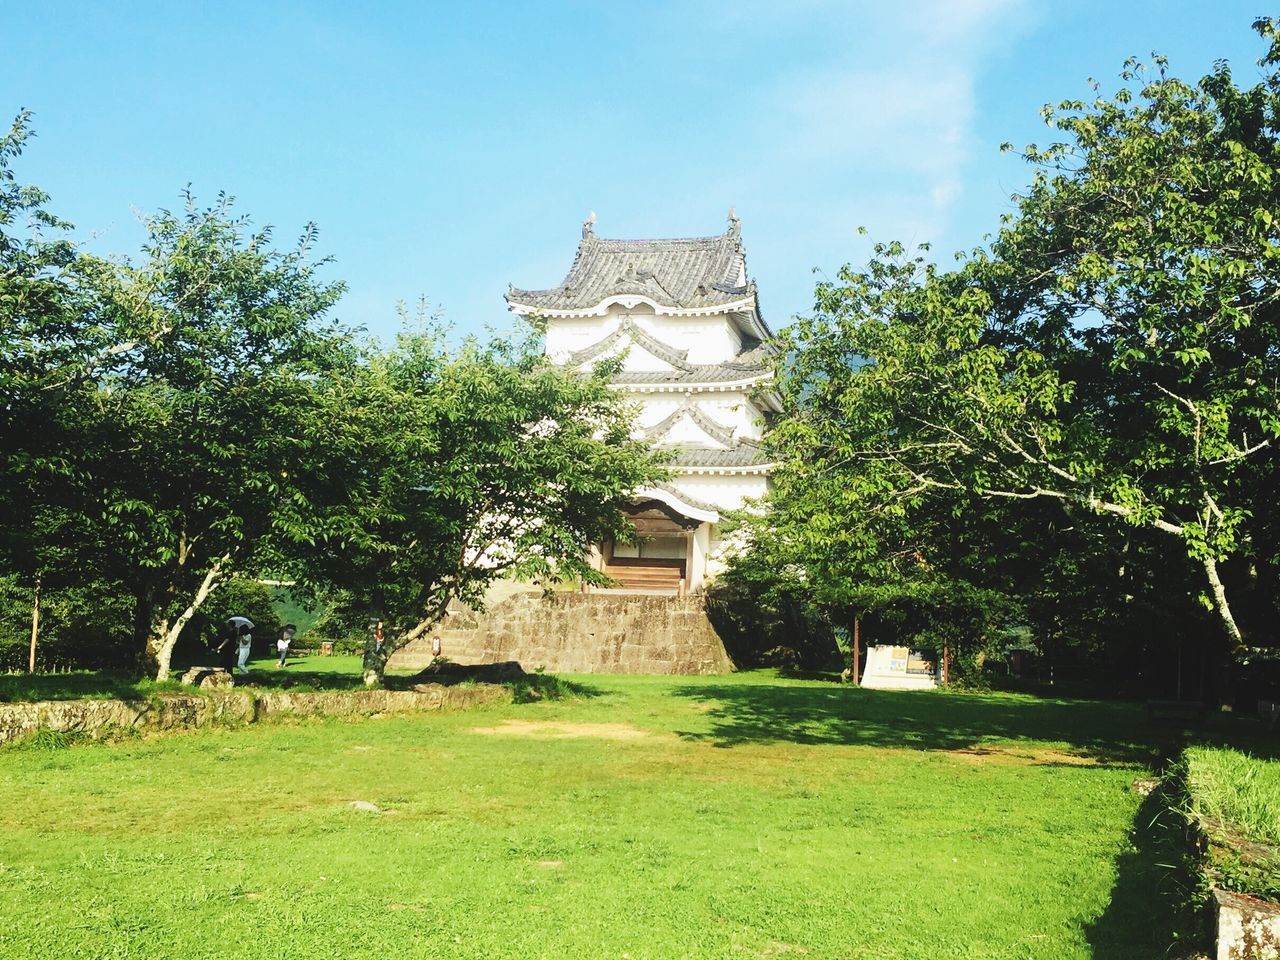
[215,619,239,674]
[276,624,297,668]
[235,623,254,674]
[222,616,255,675]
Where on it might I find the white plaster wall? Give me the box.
[661,414,729,448]
[672,474,768,511]
[706,523,727,582]
[618,344,675,373]
[634,397,684,430]
[545,307,745,367]
[690,523,711,592]
[636,313,741,364]
[692,392,768,441]
[628,392,768,443]
[545,315,618,361]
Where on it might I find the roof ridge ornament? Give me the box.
[726,206,740,236]
[582,210,596,238]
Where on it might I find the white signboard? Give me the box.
[861,645,939,690]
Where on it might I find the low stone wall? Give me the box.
[252,686,508,718]
[0,684,510,746]
[389,591,734,675]
[1215,888,1280,959]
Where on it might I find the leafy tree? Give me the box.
[0,575,134,672]
[1,117,357,679]
[0,111,114,667]
[178,577,283,663]
[282,324,668,685]
[760,22,1280,669]
[78,193,350,679]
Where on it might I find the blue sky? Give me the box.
[5,1,1268,340]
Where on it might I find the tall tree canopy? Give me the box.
[748,20,1280,672]
[90,193,351,678]
[283,324,668,685]
[2,125,354,679]
[0,112,122,663]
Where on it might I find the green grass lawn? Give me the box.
[0,672,1195,958]
[1179,744,1280,902]
[1183,745,1280,846]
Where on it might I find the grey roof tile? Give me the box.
[664,445,774,468]
[651,483,721,514]
[610,364,771,385]
[508,229,751,312]
[508,217,773,339]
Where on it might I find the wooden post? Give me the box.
[851,616,861,686]
[942,638,950,686]
[28,576,40,674]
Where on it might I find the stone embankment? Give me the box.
[390,591,734,674]
[0,683,509,746]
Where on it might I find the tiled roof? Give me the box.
[509,227,751,313]
[610,363,771,385]
[665,445,774,468]
[507,215,772,338]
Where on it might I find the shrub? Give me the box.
[0,576,135,672]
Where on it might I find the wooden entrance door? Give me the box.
[601,501,698,593]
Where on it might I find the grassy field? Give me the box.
[0,672,1197,958]
[1179,744,1280,902]
[1183,745,1280,846]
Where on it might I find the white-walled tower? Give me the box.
[507,211,778,593]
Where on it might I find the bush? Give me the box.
[308,591,370,648]
[0,576,135,672]
[704,575,841,671]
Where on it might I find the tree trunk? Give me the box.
[1202,555,1246,659]
[851,616,861,687]
[27,576,40,674]
[134,592,156,673]
[150,557,229,681]
[364,613,443,687]
[362,645,388,688]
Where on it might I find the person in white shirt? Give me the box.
[276,624,297,668]
[217,616,254,675]
[225,616,255,675]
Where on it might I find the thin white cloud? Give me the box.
[748,0,1029,245]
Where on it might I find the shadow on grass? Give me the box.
[674,679,1171,766]
[0,664,604,704]
[1083,787,1207,958]
[508,674,604,703]
[0,671,187,703]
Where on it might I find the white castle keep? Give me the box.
[507,211,778,593]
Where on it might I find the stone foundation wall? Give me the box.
[389,591,734,675]
[0,684,509,746]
